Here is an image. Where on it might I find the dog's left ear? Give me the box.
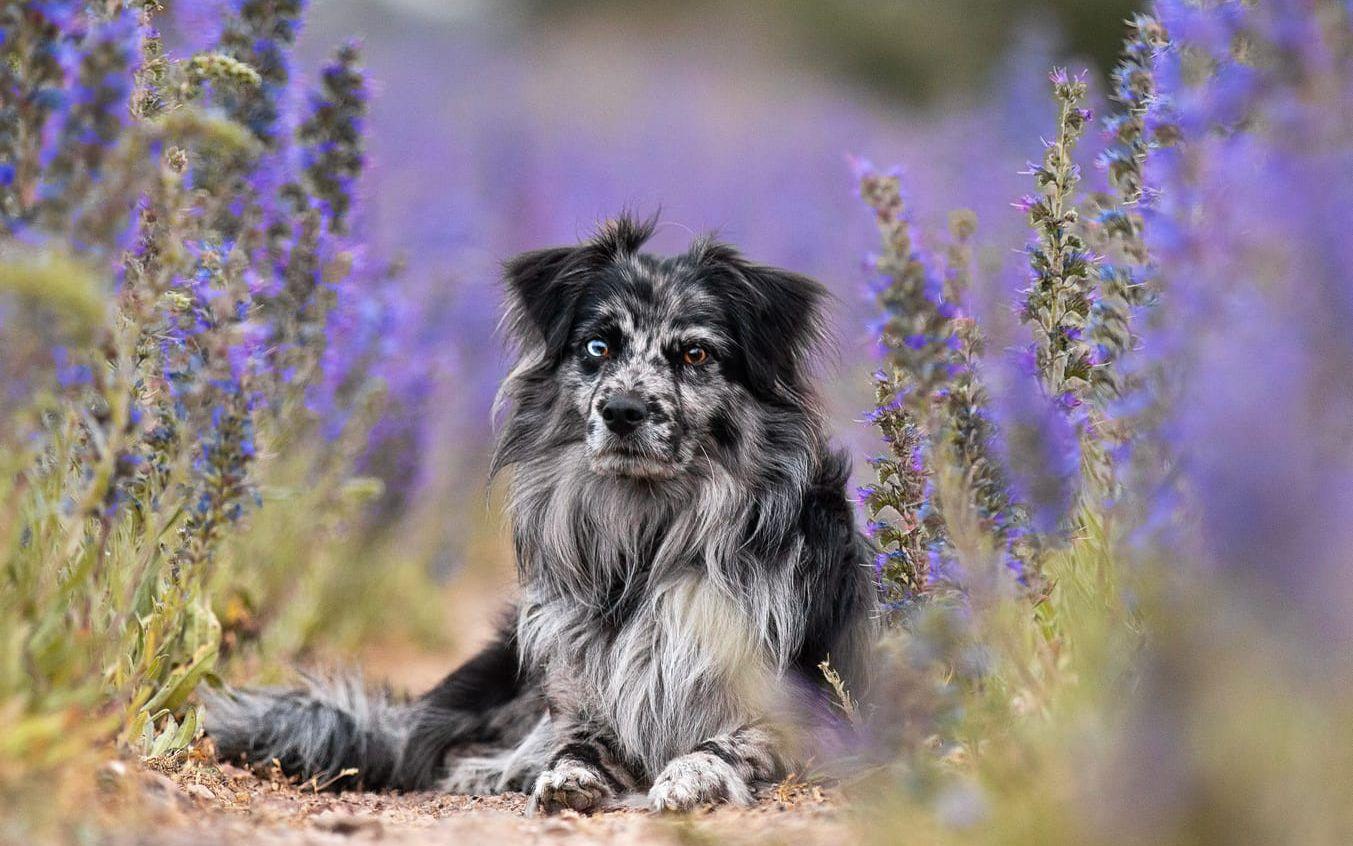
[694,240,829,404]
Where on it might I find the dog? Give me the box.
[206,215,877,813]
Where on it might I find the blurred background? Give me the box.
[167,0,1143,671]
[10,4,1353,841]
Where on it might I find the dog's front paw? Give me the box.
[648,751,752,813]
[527,760,612,815]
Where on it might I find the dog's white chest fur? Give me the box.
[512,448,808,776]
[521,572,774,775]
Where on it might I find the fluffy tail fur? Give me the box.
[206,618,538,791]
[204,676,429,789]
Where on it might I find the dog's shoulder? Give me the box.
[801,447,855,522]
[791,445,877,685]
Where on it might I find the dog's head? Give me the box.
[496,215,828,480]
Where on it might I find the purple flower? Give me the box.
[988,350,1081,536]
[52,346,93,388]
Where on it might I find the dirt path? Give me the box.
[108,748,851,846]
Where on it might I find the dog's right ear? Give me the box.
[502,246,582,355]
[502,214,658,357]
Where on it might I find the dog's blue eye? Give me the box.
[585,338,610,358]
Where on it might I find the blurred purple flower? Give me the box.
[1133,0,1353,649]
[988,348,1081,536]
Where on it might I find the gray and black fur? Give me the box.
[207,214,877,813]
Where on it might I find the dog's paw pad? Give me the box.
[528,761,612,815]
[648,752,751,813]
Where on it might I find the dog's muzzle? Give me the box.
[599,393,647,436]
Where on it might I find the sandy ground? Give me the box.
[100,745,851,846]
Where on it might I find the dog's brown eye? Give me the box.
[682,345,709,366]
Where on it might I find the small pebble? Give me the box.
[313,811,384,838]
[99,760,129,779]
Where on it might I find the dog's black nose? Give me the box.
[600,394,647,435]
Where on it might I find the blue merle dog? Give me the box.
[207,215,876,813]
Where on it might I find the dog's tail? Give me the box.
[203,675,430,789]
[205,617,538,791]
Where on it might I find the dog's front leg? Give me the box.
[527,717,639,815]
[648,724,787,812]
